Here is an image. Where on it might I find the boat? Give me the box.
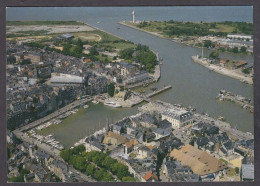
[217,116,225,121]
[92,100,99,104]
[150,86,158,91]
[104,101,121,108]
[117,27,120,29]
[143,83,148,87]
[83,105,89,109]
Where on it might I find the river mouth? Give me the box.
[7,7,253,148]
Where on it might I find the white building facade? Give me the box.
[161,109,193,129]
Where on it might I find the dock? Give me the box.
[146,85,172,98]
[216,90,253,111]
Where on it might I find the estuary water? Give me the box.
[7,7,254,148]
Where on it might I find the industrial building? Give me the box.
[124,71,149,85]
[49,73,84,86]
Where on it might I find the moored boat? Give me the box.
[104,101,121,108]
[92,100,99,104]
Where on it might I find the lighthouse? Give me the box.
[132,10,135,23]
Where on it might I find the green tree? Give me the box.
[102,156,117,170]
[72,155,87,171]
[210,23,216,28]
[63,43,72,55]
[60,149,72,162]
[89,47,99,56]
[102,173,114,181]
[242,68,250,74]
[218,47,226,52]
[232,47,239,53]
[119,48,134,60]
[92,152,107,167]
[107,83,115,97]
[204,40,212,48]
[209,52,219,59]
[111,162,129,180]
[85,164,96,176]
[94,169,107,181]
[77,38,83,49]
[113,56,117,60]
[72,145,86,155]
[240,46,247,53]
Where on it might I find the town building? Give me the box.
[142,171,158,182]
[227,34,252,40]
[170,144,227,180]
[49,73,84,86]
[161,108,193,129]
[124,71,149,86]
[118,62,137,76]
[102,131,129,146]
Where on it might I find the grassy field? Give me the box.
[89,30,120,42]
[7,21,136,59]
[210,23,235,33]
[72,32,101,41]
[133,20,253,37]
[7,30,49,38]
[6,21,85,26]
[102,42,135,50]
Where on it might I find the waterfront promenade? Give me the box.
[13,96,96,182]
[191,55,253,84]
[16,97,93,132]
[139,100,253,141]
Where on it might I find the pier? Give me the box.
[140,85,172,102]
[216,90,253,111]
[146,85,172,98]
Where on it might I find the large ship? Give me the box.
[104,101,121,108]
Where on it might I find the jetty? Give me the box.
[216,89,253,111]
[146,85,172,98]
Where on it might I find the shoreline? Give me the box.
[191,55,253,84]
[118,21,253,56]
[118,21,253,84]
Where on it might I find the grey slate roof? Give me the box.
[242,164,254,180]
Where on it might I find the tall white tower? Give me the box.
[132,10,135,23]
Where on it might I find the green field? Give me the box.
[134,20,253,37]
[7,30,49,38]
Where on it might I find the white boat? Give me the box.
[92,100,99,104]
[104,101,121,108]
[83,105,89,109]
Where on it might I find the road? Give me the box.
[194,114,254,141]
[12,97,96,182]
[13,129,96,182]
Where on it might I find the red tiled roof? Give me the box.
[142,171,158,181]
